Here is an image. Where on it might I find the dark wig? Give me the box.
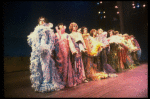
[107,29,114,38]
[38,16,48,24]
[57,23,64,30]
[81,26,88,34]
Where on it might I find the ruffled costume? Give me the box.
[96,32,116,74]
[27,23,65,93]
[69,32,87,84]
[54,28,79,87]
[82,33,108,81]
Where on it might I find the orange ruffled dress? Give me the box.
[82,33,108,81]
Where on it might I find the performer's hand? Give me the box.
[64,26,66,30]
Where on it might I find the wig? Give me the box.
[107,29,114,38]
[81,27,88,34]
[114,31,119,35]
[98,28,103,32]
[57,23,64,30]
[69,22,78,32]
[38,16,48,24]
[90,29,97,37]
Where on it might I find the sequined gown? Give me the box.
[54,32,78,87]
[27,23,65,92]
[69,32,87,84]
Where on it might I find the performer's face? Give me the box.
[39,18,45,25]
[59,25,63,30]
[83,28,87,34]
[109,31,113,37]
[98,29,103,34]
[73,24,78,31]
[124,35,128,40]
[93,31,97,36]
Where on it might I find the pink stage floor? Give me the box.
[4,62,148,98]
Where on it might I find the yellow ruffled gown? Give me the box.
[82,33,108,81]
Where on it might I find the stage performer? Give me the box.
[107,30,122,72]
[96,29,117,75]
[69,22,88,85]
[27,17,65,92]
[81,27,108,81]
[130,35,141,65]
[114,31,125,71]
[122,34,135,69]
[54,23,80,87]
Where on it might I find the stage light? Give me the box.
[137,5,140,8]
[132,3,135,6]
[100,1,102,4]
[143,4,146,7]
[104,16,106,18]
[115,6,118,8]
[97,2,99,5]
[132,1,135,6]
[133,6,136,8]
[98,11,100,14]
[137,3,140,8]
[117,11,119,14]
[103,11,105,13]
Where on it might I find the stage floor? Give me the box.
[4,62,148,98]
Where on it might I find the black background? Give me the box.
[3,1,148,61]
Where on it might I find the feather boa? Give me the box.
[107,35,123,44]
[89,37,103,56]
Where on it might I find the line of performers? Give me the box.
[27,16,141,93]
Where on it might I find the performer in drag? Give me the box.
[107,30,121,72]
[96,29,117,76]
[81,27,109,81]
[54,23,80,87]
[27,17,65,92]
[69,22,88,85]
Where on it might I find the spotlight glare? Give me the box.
[117,11,119,14]
[136,3,140,8]
[115,6,118,8]
[143,4,146,7]
[137,5,140,8]
[100,1,102,4]
[133,6,136,8]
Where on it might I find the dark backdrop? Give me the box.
[3,1,148,61]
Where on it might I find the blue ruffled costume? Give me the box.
[27,23,65,93]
